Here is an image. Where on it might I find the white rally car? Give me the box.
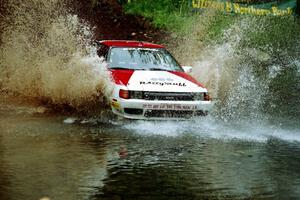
[97,40,212,119]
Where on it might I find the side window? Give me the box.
[97,44,109,60]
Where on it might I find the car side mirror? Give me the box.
[182,66,193,73]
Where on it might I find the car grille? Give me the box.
[124,108,143,115]
[143,92,195,101]
[144,110,194,118]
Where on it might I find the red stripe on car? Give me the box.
[109,69,134,85]
[170,71,205,88]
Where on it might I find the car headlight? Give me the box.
[130,91,143,99]
[194,93,204,101]
[119,89,130,99]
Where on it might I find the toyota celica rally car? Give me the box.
[96,40,212,120]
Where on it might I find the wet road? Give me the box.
[0,100,300,200]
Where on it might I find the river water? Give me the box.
[0,97,300,200]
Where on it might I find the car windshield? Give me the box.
[108,47,183,71]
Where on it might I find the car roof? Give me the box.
[99,40,165,49]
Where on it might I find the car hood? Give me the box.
[110,69,207,93]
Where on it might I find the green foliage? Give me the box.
[266,65,300,119]
[124,0,194,32]
[240,16,300,120]
[244,16,300,55]
[125,0,235,40]
[205,12,236,42]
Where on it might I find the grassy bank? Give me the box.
[124,0,192,32]
[124,0,235,39]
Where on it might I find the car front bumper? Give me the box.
[111,98,213,120]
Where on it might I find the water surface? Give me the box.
[0,100,299,200]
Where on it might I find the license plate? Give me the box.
[143,104,196,110]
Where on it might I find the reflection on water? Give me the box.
[0,102,300,200]
[0,117,112,200]
[97,135,300,200]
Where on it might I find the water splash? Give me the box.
[175,15,300,124]
[121,14,299,143]
[0,0,113,110]
[124,117,300,143]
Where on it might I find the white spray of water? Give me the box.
[124,118,300,143]
[123,16,300,143]
[180,18,272,122]
[0,0,113,109]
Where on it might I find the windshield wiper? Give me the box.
[149,68,166,71]
[109,67,130,70]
